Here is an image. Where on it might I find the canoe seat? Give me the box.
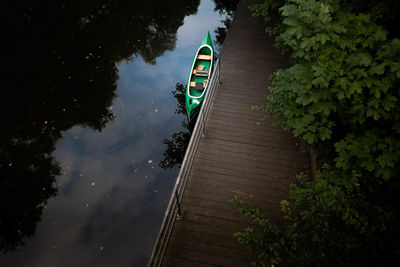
[190,81,206,91]
[197,54,212,60]
[195,82,205,91]
[193,69,209,77]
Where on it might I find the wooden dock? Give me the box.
[153,0,310,265]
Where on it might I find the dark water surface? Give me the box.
[0,0,236,266]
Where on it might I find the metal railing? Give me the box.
[147,58,220,267]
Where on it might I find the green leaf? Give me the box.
[359,53,372,66]
[283,18,298,27]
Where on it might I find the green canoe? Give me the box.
[186,31,214,121]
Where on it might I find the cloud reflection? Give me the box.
[177,1,227,48]
[0,0,230,266]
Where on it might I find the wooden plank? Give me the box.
[205,123,297,143]
[195,149,306,175]
[197,54,212,60]
[182,189,284,222]
[193,69,209,77]
[160,0,310,265]
[172,236,250,262]
[185,177,291,204]
[196,146,306,170]
[170,226,248,252]
[192,156,297,177]
[205,116,278,130]
[209,94,263,105]
[168,246,248,266]
[174,219,244,242]
[199,140,309,164]
[204,129,301,151]
[164,256,216,267]
[189,163,294,185]
[178,205,283,237]
[179,205,248,229]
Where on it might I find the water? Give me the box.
[0,0,237,266]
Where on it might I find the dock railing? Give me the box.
[147,58,220,267]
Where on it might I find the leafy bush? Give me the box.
[255,0,400,178]
[233,171,400,266]
[235,0,400,265]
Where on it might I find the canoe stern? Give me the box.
[186,97,202,121]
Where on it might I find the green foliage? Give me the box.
[335,131,400,180]
[234,172,400,266]
[250,0,284,22]
[342,0,400,38]
[255,0,400,177]
[232,196,282,266]
[250,0,286,41]
[236,0,400,265]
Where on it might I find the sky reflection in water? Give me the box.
[0,0,229,266]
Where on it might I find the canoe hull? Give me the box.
[186,32,214,121]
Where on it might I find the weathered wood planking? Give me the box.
[161,0,310,265]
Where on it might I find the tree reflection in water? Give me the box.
[159,0,240,170]
[213,0,240,50]
[0,0,200,252]
[159,83,194,169]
